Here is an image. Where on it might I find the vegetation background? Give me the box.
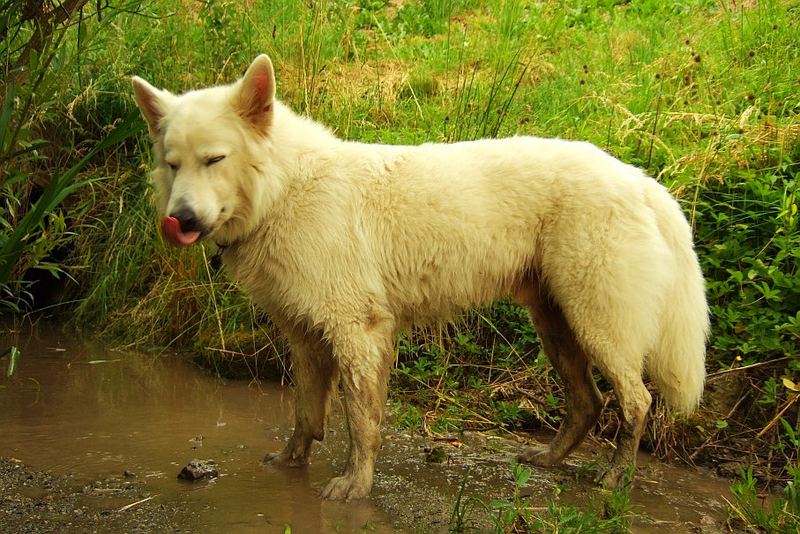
[1,0,798,529]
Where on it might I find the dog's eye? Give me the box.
[206,155,226,166]
[167,162,179,172]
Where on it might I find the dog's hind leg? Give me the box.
[265,330,339,467]
[592,360,651,488]
[516,276,603,467]
[321,316,394,500]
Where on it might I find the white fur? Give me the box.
[133,55,709,499]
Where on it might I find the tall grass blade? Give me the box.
[3,346,20,377]
[0,83,16,155]
[0,111,143,285]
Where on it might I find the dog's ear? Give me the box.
[236,54,275,134]
[131,76,173,138]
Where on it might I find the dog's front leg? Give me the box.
[321,324,393,500]
[265,331,339,467]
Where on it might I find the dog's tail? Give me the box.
[644,183,709,414]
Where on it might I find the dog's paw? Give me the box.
[594,465,634,489]
[320,475,371,501]
[262,449,309,467]
[516,446,561,467]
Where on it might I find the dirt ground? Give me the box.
[0,457,196,533]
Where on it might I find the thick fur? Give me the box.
[132,55,709,500]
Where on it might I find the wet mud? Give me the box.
[0,457,195,533]
[1,327,733,532]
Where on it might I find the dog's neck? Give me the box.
[212,102,340,252]
[270,100,341,159]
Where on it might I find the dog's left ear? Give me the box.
[131,76,174,138]
[237,54,276,134]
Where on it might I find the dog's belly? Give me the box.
[383,250,534,327]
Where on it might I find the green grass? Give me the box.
[727,465,800,532]
[448,463,633,533]
[2,0,799,525]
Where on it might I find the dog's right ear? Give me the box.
[236,55,276,135]
[131,76,173,138]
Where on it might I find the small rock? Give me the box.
[123,470,136,478]
[425,446,449,464]
[177,459,219,481]
[697,514,720,533]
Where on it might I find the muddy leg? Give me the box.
[265,332,338,467]
[516,281,603,466]
[594,366,652,488]
[321,323,393,500]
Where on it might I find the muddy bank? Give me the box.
[0,330,399,533]
[0,457,195,533]
[0,436,730,534]
[371,428,733,532]
[0,328,736,532]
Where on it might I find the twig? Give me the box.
[756,396,799,439]
[116,494,158,513]
[706,357,790,380]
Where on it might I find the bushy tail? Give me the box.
[645,183,710,414]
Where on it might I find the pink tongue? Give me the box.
[160,216,201,247]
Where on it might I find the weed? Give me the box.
[0,1,142,311]
[1,346,20,377]
[728,465,800,533]
[448,463,633,533]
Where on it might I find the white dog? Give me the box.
[132,55,708,500]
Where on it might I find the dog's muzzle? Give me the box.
[161,207,203,247]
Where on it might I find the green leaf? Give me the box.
[782,378,800,392]
[0,82,16,155]
[727,269,743,284]
[5,346,20,377]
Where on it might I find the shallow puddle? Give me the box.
[0,327,394,533]
[1,326,733,532]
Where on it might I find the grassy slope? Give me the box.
[38,0,798,490]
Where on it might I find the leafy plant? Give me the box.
[448,463,632,533]
[729,466,800,533]
[0,1,142,311]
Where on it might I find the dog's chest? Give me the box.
[221,244,311,322]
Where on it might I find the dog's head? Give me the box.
[132,55,277,247]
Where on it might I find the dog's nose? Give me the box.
[169,206,202,234]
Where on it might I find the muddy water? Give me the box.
[0,328,395,533]
[1,326,733,532]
